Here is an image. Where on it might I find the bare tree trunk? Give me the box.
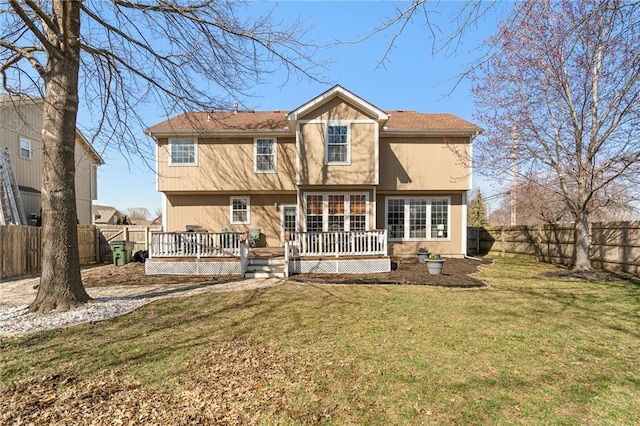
[573,212,591,273]
[30,1,90,313]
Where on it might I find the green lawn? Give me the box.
[2,258,639,425]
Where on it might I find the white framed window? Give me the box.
[254,138,277,173]
[385,196,450,241]
[304,192,368,232]
[230,196,250,224]
[305,195,323,232]
[325,123,350,164]
[169,138,197,165]
[431,199,449,238]
[349,194,367,231]
[20,138,31,159]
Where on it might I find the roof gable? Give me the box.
[287,85,389,123]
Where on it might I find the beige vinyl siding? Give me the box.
[157,137,296,192]
[378,137,472,191]
[300,96,372,121]
[1,100,101,225]
[297,97,378,186]
[0,101,43,192]
[75,136,98,225]
[20,192,40,220]
[376,192,466,257]
[165,193,296,247]
[298,122,377,186]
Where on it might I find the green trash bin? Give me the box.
[110,240,135,266]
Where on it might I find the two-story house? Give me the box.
[146,86,480,274]
[0,95,104,225]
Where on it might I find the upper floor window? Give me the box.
[169,139,196,165]
[20,138,31,159]
[326,124,350,164]
[255,138,277,173]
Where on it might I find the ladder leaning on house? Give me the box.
[0,147,27,225]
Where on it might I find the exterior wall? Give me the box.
[20,192,40,220]
[165,193,296,247]
[376,192,467,257]
[0,100,43,192]
[74,137,97,225]
[379,137,472,191]
[302,96,372,121]
[298,121,377,186]
[1,100,100,225]
[297,99,377,186]
[157,136,296,192]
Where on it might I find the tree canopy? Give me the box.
[472,0,640,270]
[1,0,321,311]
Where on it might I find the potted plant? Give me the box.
[416,247,429,263]
[426,252,445,275]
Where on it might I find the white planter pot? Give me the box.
[426,259,445,275]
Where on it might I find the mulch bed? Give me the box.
[288,257,493,288]
[75,256,493,289]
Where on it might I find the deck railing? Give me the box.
[148,231,243,258]
[290,229,387,257]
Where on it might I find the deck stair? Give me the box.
[0,148,27,225]
[245,247,286,278]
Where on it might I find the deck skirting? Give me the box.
[145,259,241,275]
[144,256,391,276]
[289,257,391,274]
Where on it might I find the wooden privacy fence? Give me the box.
[97,225,162,262]
[468,221,640,275]
[0,225,98,279]
[1,225,161,279]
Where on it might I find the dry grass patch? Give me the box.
[1,258,639,424]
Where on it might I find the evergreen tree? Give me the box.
[468,189,489,227]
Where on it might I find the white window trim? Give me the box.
[280,204,298,244]
[19,138,31,159]
[254,137,277,174]
[324,121,351,165]
[168,138,198,166]
[230,196,250,225]
[385,196,451,242]
[303,192,369,232]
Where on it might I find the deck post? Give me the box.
[240,241,248,278]
[284,240,290,278]
[383,229,388,257]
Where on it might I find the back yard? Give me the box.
[1,258,639,424]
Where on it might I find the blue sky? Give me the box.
[89,1,511,217]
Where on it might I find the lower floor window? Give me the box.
[230,197,250,224]
[386,197,450,240]
[305,193,368,232]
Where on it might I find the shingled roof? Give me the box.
[146,110,481,134]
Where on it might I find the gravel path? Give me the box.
[0,275,284,338]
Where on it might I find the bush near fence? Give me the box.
[0,225,98,279]
[468,221,640,275]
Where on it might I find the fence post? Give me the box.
[145,226,149,250]
[123,226,129,242]
[94,226,100,263]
